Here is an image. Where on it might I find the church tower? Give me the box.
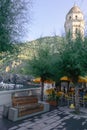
[64,5,85,39]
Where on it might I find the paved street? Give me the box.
[0,105,87,130]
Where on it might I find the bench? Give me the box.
[12,96,43,117]
[12,96,38,107]
[6,95,49,121]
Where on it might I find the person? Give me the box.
[79,89,84,99]
[63,86,66,93]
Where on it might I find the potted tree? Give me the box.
[46,88,59,106]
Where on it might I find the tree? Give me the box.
[24,36,67,101]
[25,38,56,101]
[0,0,32,53]
[0,0,32,75]
[54,34,87,113]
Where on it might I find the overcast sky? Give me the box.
[25,0,87,42]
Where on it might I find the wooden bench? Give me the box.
[12,96,38,107]
[12,96,43,117]
[7,95,49,121]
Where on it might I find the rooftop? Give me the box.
[67,5,83,14]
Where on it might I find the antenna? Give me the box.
[74,0,78,6]
[74,2,76,6]
[74,0,84,7]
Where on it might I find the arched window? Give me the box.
[75,15,77,19]
[69,16,71,20]
[75,28,78,34]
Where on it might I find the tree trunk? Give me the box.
[40,81,44,101]
[74,84,80,113]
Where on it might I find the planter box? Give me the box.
[46,100,57,106]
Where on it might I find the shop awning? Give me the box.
[60,76,87,83]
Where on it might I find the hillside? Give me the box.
[19,36,62,59]
[0,36,63,75]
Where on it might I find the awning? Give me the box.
[60,76,71,81]
[33,77,54,84]
[60,76,87,83]
[78,76,87,83]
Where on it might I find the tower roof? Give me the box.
[67,5,82,14]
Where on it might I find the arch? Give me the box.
[75,15,77,19]
[75,28,78,34]
[69,16,71,20]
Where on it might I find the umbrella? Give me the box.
[32,77,41,83]
[60,76,87,83]
[60,76,71,81]
[84,76,87,82]
[78,76,87,83]
[33,77,54,84]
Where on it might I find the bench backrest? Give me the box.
[12,96,38,107]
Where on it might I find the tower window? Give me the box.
[69,16,71,20]
[75,28,78,34]
[75,15,77,19]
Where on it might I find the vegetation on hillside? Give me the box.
[0,36,62,74]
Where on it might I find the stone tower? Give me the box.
[64,5,85,39]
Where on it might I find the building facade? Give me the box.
[64,5,85,39]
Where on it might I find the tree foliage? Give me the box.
[25,37,58,101]
[0,0,32,53]
[54,35,87,83]
[25,39,54,80]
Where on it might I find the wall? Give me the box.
[0,88,41,106]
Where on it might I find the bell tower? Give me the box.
[64,5,85,39]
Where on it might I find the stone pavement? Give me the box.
[0,106,87,130]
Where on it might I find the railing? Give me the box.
[0,82,40,91]
[58,94,87,108]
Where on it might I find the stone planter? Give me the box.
[46,100,57,106]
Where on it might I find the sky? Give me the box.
[25,0,87,42]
